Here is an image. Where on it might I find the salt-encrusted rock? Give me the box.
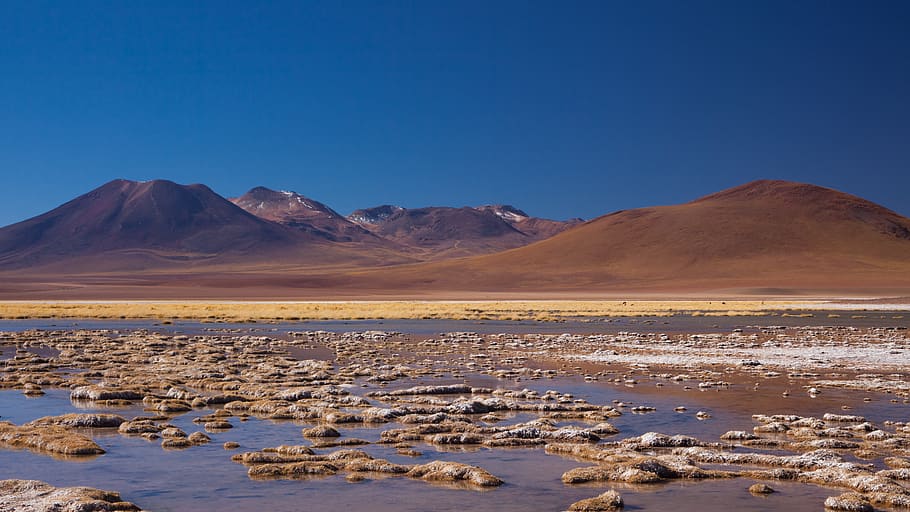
[276,388,313,400]
[70,385,143,401]
[247,461,339,479]
[823,492,873,511]
[445,399,495,415]
[302,425,340,438]
[27,414,126,429]
[631,432,704,448]
[430,432,484,445]
[754,422,790,433]
[721,430,758,441]
[492,426,543,440]
[345,457,410,474]
[406,461,503,486]
[562,465,662,485]
[147,399,192,413]
[824,414,867,423]
[188,431,210,444]
[884,457,910,469]
[589,423,619,435]
[378,384,473,396]
[118,420,164,435]
[161,438,193,449]
[160,427,187,438]
[547,428,600,442]
[749,483,774,494]
[0,479,145,511]
[561,455,732,484]
[204,420,233,431]
[865,430,892,441]
[22,384,45,396]
[323,412,362,424]
[797,439,860,450]
[568,489,624,511]
[357,407,399,423]
[268,445,316,456]
[0,421,105,456]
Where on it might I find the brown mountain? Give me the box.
[348,204,581,257]
[475,205,583,240]
[3,178,908,297]
[347,205,406,228]
[351,180,910,293]
[0,179,397,272]
[348,206,531,257]
[230,187,377,243]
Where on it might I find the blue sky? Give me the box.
[1,1,908,225]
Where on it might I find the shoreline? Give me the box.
[0,299,907,322]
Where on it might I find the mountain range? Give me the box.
[0,179,578,272]
[228,187,581,258]
[0,178,908,297]
[355,179,910,294]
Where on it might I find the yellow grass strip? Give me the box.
[0,300,807,322]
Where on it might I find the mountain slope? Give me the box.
[475,205,583,240]
[348,206,531,257]
[231,187,377,243]
[351,180,910,292]
[347,204,581,257]
[0,179,360,271]
[348,205,406,228]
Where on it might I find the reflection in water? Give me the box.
[0,344,61,360]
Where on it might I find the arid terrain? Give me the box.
[4,2,907,510]
[0,180,908,512]
[0,299,805,322]
[0,179,908,299]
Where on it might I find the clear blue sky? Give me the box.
[1,1,908,226]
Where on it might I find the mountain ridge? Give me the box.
[342,179,910,293]
[1,178,908,296]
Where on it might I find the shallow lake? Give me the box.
[2,319,909,511]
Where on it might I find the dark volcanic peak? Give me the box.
[348,205,530,256]
[232,187,343,221]
[474,204,582,240]
[347,205,405,226]
[475,205,530,222]
[377,206,524,241]
[232,187,376,243]
[0,179,307,269]
[348,203,582,255]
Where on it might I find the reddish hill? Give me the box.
[475,205,583,240]
[353,180,910,293]
[231,187,377,243]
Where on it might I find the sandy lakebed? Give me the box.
[1,310,910,511]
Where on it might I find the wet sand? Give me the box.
[1,318,910,511]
